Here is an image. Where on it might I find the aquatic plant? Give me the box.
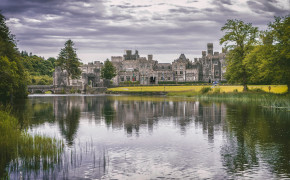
[0,109,64,179]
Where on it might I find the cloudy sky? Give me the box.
[1,0,289,63]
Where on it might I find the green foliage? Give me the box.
[70,87,76,94]
[56,40,81,85]
[21,52,55,77]
[28,75,53,85]
[244,45,280,85]
[120,81,140,85]
[0,12,28,102]
[213,87,221,93]
[268,16,290,91]
[0,109,64,178]
[220,19,258,91]
[101,59,116,80]
[243,16,290,92]
[200,87,212,94]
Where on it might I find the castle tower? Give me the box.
[148,54,153,61]
[207,43,213,56]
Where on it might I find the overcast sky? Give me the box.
[1,0,289,63]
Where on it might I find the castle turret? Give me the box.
[207,43,213,56]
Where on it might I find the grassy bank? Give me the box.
[167,88,290,110]
[108,85,287,94]
[0,109,64,178]
[107,85,289,110]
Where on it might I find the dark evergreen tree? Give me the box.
[55,40,81,85]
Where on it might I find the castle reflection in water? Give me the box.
[51,95,226,143]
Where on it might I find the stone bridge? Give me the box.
[28,85,107,94]
[28,85,56,94]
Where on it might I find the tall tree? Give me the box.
[101,59,116,80]
[0,11,27,102]
[244,31,281,85]
[220,19,258,91]
[56,40,81,85]
[244,16,290,92]
[269,16,290,92]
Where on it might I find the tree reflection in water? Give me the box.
[8,95,290,179]
[221,103,290,177]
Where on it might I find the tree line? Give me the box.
[220,16,289,91]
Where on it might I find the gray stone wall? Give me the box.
[53,43,227,89]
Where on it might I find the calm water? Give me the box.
[9,95,290,179]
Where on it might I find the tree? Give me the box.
[101,59,116,80]
[244,16,290,92]
[220,19,258,91]
[55,40,81,85]
[244,31,281,85]
[268,16,290,92]
[0,11,28,102]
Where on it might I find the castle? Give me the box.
[53,43,226,89]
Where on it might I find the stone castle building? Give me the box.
[53,43,226,89]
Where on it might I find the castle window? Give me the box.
[168,66,171,70]
[168,77,170,80]
[180,71,183,74]
[126,76,130,81]
[120,76,124,81]
[215,71,219,76]
[175,71,178,75]
[162,66,164,69]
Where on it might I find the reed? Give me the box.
[0,109,64,179]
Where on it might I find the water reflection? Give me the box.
[10,95,290,179]
[222,104,290,178]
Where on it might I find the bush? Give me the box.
[213,88,221,93]
[200,87,212,94]
[233,89,238,93]
[70,88,76,94]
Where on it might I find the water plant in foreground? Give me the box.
[0,109,64,179]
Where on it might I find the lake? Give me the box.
[8,95,290,179]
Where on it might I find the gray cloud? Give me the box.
[0,0,289,62]
[247,0,290,16]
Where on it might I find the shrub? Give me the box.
[60,88,66,94]
[213,88,221,93]
[200,87,212,94]
[233,89,238,93]
[70,88,76,94]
